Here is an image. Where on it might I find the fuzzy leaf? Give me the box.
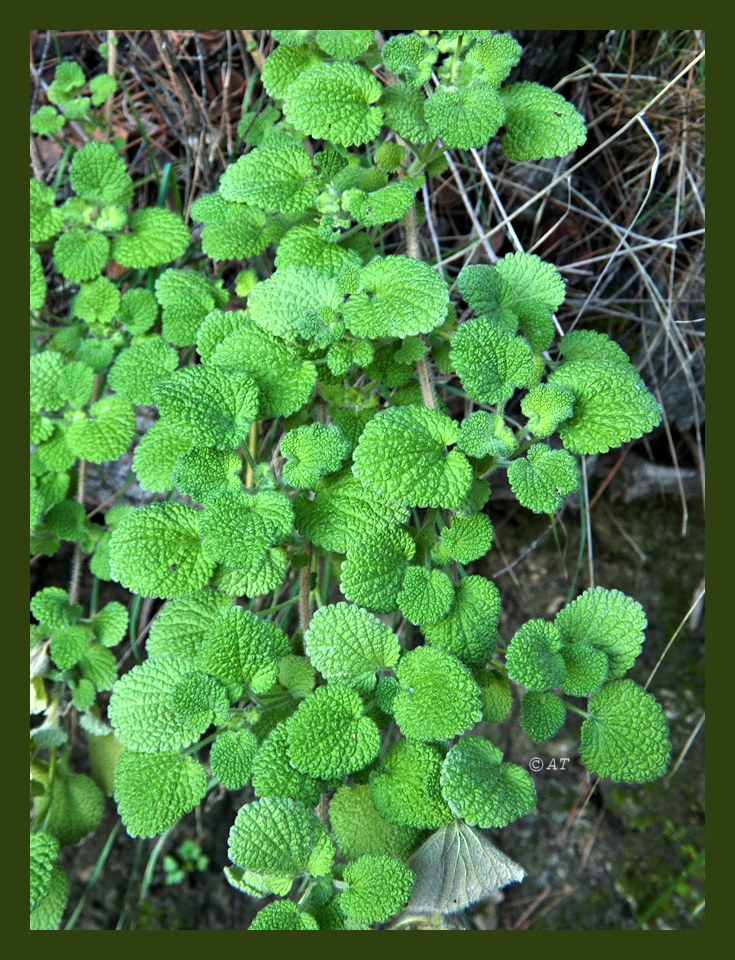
[200,489,293,568]
[339,855,414,924]
[555,587,647,680]
[228,797,335,893]
[281,424,350,488]
[506,619,565,692]
[451,318,534,404]
[422,574,500,667]
[107,336,178,405]
[132,420,192,494]
[66,396,135,463]
[70,141,133,207]
[109,502,215,599]
[507,444,580,514]
[109,656,213,752]
[393,646,482,742]
[220,142,318,213]
[580,680,671,782]
[146,592,232,661]
[304,602,400,689]
[370,740,453,830]
[210,730,258,790]
[196,607,285,697]
[353,405,471,509]
[53,228,109,282]
[343,256,448,339]
[397,567,454,627]
[112,208,189,269]
[329,784,420,862]
[114,751,208,838]
[425,84,505,149]
[407,821,524,914]
[501,82,587,162]
[284,62,383,147]
[153,365,259,450]
[549,359,662,455]
[340,527,415,614]
[440,737,536,828]
[287,684,381,780]
[520,691,566,742]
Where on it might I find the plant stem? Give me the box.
[299,543,313,632]
[68,459,87,606]
[405,204,437,409]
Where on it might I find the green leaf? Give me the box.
[440,737,536,828]
[250,901,319,931]
[275,223,362,274]
[287,684,381,780]
[173,671,230,729]
[316,29,375,58]
[109,502,215,599]
[153,365,259,450]
[70,141,133,207]
[340,527,415,614]
[112,208,189,269]
[393,646,482,742]
[171,446,241,504]
[252,723,328,808]
[35,766,104,846]
[31,105,66,135]
[210,320,317,419]
[343,181,419,227]
[397,567,454,627]
[580,680,671,782]
[227,797,335,894]
[217,547,289,599]
[248,266,343,343]
[407,821,524,915]
[109,656,213,752]
[53,228,110,282]
[195,606,284,697]
[262,43,323,100]
[501,82,587,162]
[294,469,408,555]
[555,587,647,680]
[31,586,81,631]
[132,420,192,494]
[506,619,565,692]
[220,142,318,213]
[520,691,566,742]
[422,575,500,667]
[114,751,208,837]
[521,383,575,438]
[146,592,232,660]
[353,405,472,509]
[30,179,63,242]
[549,359,662,455]
[281,424,350,489]
[475,669,513,723]
[380,83,432,143]
[73,276,121,324]
[191,193,268,260]
[89,73,116,106]
[155,268,228,347]
[507,444,580,514]
[49,625,89,669]
[343,256,449,339]
[437,513,494,564]
[304,602,400,689]
[425,84,505,149]
[339,855,414,924]
[382,33,437,88]
[370,740,453,830]
[329,784,420,862]
[30,864,68,930]
[451,318,534,404]
[30,247,46,310]
[210,730,258,790]
[30,832,59,911]
[107,337,179,405]
[200,489,293,568]
[283,62,383,147]
[117,288,158,334]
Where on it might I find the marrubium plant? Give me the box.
[30,29,670,931]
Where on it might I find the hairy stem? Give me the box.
[68,459,87,606]
[299,542,313,632]
[405,204,438,409]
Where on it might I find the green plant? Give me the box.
[30,29,671,931]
